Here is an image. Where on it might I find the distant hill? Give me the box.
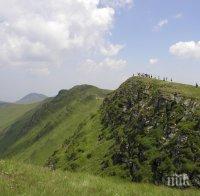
[0,101,10,107]
[16,93,48,104]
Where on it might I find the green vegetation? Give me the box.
[46,113,112,175]
[0,85,110,166]
[132,77,200,100]
[0,160,199,196]
[47,77,200,187]
[0,103,38,133]
[100,77,200,184]
[0,77,199,194]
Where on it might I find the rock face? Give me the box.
[101,77,200,185]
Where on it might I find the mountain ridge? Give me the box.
[0,78,199,187]
[0,85,110,165]
[47,76,200,186]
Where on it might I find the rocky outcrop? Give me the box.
[101,77,200,186]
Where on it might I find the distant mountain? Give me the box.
[0,101,10,107]
[16,93,48,104]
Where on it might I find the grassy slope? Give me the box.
[12,99,102,165]
[47,76,200,183]
[0,160,199,196]
[47,113,130,178]
[133,77,200,100]
[0,103,39,133]
[0,85,110,165]
[46,113,112,175]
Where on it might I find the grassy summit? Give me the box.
[131,77,200,100]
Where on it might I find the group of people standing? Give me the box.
[133,73,199,88]
[134,73,173,82]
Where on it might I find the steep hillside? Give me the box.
[0,160,198,196]
[0,85,110,165]
[0,103,39,133]
[16,93,48,104]
[100,77,200,184]
[46,113,110,174]
[47,77,200,186]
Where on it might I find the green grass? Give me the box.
[132,76,200,100]
[0,160,199,196]
[0,79,199,193]
[46,113,113,175]
[47,77,200,181]
[0,85,110,166]
[11,99,102,165]
[0,103,39,133]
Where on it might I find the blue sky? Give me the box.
[0,0,199,101]
[112,0,200,83]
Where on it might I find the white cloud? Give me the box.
[149,58,159,65]
[158,19,168,27]
[100,0,133,8]
[80,58,127,73]
[100,44,124,56]
[0,0,131,72]
[153,19,168,31]
[174,13,183,19]
[102,58,127,69]
[169,41,200,59]
[29,68,50,76]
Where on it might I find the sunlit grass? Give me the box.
[0,160,199,196]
